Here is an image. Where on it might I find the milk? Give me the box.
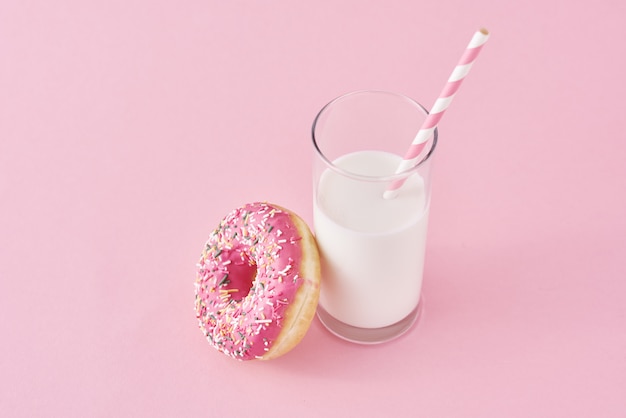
[314,150,430,329]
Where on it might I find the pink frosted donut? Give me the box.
[195,202,321,360]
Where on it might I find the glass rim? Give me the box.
[311,90,438,182]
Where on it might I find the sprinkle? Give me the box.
[218,274,230,286]
[255,319,272,324]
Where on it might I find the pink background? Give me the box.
[1,0,625,416]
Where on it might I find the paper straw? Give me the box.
[384,28,490,199]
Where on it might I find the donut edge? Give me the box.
[260,205,321,360]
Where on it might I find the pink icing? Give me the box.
[195,202,305,360]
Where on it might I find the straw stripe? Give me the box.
[421,111,444,129]
[439,79,464,98]
[384,28,489,199]
[448,63,474,81]
[458,44,486,65]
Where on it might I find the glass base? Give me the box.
[316,297,423,344]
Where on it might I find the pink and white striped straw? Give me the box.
[384,28,490,199]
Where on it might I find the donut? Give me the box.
[194,202,321,360]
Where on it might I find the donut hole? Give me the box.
[220,249,257,302]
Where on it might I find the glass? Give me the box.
[312,90,437,344]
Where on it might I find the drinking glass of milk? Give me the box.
[312,90,437,344]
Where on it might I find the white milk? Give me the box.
[314,150,429,329]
